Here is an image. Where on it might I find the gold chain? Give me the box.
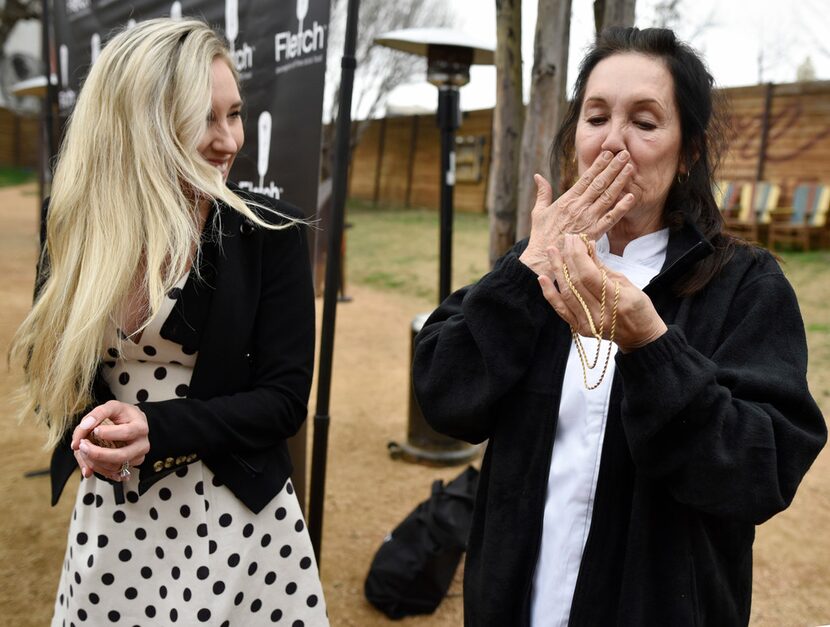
[562,262,605,368]
[560,236,620,389]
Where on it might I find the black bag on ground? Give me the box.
[364,465,479,619]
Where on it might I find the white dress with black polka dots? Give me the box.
[52,285,328,626]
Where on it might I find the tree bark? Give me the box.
[594,0,635,34]
[487,0,524,267]
[516,0,572,240]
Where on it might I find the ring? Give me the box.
[119,461,131,479]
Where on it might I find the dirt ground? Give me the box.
[0,183,828,626]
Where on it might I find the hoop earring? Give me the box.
[676,171,689,184]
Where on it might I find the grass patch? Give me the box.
[344,201,489,303]
[0,167,35,187]
[777,250,830,326]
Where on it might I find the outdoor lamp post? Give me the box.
[375,28,494,302]
[374,28,494,465]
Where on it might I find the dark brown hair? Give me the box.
[552,26,739,296]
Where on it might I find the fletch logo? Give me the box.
[58,44,76,111]
[90,33,101,65]
[66,0,90,15]
[274,0,325,73]
[226,0,255,78]
[238,112,284,199]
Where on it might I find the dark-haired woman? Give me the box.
[413,27,825,626]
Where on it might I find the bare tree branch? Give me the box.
[794,0,830,60]
[323,0,453,124]
[321,0,453,178]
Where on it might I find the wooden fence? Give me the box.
[720,81,830,206]
[0,107,39,169]
[348,80,830,212]
[349,108,493,213]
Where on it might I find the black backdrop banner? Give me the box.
[52,0,330,218]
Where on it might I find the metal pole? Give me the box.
[308,0,360,566]
[437,86,460,303]
[41,0,57,202]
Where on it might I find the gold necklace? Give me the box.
[561,236,619,390]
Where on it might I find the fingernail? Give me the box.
[616,151,629,162]
[623,163,633,173]
[79,441,89,454]
[601,151,613,161]
[93,427,100,438]
[80,415,96,430]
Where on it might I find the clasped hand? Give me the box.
[538,235,667,352]
[71,400,150,482]
[519,150,667,352]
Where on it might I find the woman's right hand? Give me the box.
[71,400,150,482]
[519,150,636,275]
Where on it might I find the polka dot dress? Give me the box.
[52,282,329,626]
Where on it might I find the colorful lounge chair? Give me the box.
[724,181,781,244]
[768,183,830,251]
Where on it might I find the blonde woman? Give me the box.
[11,18,328,625]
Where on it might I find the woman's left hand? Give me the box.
[71,400,150,482]
[537,233,668,353]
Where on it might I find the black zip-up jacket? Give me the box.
[413,222,826,626]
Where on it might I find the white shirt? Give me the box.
[530,229,669,627]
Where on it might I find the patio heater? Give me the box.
[374,29,494,465]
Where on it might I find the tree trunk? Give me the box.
[487,0,524,267]
[516,0,572,240]
[594,0,635,34]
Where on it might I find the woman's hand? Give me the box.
[538,234,667,352]
[71,400,150,482]
[519,150,636,276]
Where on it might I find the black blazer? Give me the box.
[49,185,316,513]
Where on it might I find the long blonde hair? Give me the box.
[11,18,292,448]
